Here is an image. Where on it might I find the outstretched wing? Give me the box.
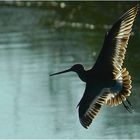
[77,84,108,129]
[77,5,138,129]
[93,5,138,80]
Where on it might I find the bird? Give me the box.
[50,5,138,129]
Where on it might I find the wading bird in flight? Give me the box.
[50,5,138,129]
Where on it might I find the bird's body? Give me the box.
[50,5,138,129]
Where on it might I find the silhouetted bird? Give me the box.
[50,5,138,129]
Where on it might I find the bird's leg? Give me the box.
[122,101,133,113]
[126,99,134,112]
[120,96,133,113]
[126,99,132,107]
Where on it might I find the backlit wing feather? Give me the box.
[79,95,108,129]
[94,5,138,80]
[94,5,138,107]
[78,5,138,129]
[106,68,132,106]
[77,85,109,129]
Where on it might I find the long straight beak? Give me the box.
[49,68,72,76]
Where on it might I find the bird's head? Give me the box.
[50,64,84,76]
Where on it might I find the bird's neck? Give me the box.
[76,70,87,82]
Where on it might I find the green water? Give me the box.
[0,2,139,139]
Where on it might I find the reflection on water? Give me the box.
[0,3,140,139]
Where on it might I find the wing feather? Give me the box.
[78,5,138,128]
[106,68,132,106]
[93,5,138,80]
[78,85,109,129]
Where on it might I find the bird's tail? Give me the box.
[106,68,132,106]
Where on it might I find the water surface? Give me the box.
[0,3,140,139]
